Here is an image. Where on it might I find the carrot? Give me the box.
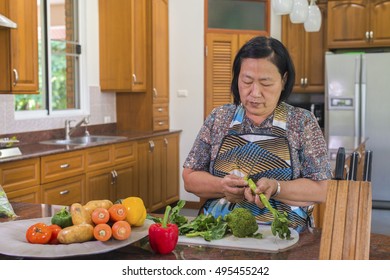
[111,220,131,240]
[108,204,128,222]
[94,223,112,242]
[91,207,110,225]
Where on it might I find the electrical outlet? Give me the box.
[104,116,111,123]
[177,89,188,97]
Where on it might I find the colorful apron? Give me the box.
[203,103,313,232]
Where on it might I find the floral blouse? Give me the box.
[183,103,332,181]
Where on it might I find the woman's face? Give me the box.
[238,58,284,123]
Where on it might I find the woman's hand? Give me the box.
[244,177,278,208]
[220,174,248,203]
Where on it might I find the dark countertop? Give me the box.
[1,202,389,260]
[0,129,181,164]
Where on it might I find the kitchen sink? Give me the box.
[40,135,128,146]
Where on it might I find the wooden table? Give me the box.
[1,202,389,260]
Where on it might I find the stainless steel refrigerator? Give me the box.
[325,51,390,203]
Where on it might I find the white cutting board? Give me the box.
[178,225,299,253]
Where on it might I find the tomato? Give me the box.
[111,221,131,240]
[26,223,52,244]
[47,224,62,244]
[91,208,110,225]
[108,204,127,222]
[94,223,112,242]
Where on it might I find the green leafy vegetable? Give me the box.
[180,214,228,241]
[245,177,291,240]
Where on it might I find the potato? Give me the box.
[57,224,94,244]
[84,200,113,215]
[70,203,93,225]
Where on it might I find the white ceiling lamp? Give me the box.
[304,0,322,32]
[290,0,309,24]
[272,0,294,15]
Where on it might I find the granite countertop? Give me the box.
[1,202,389,260]
[0,128,181,164]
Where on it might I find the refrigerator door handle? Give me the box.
[354,56,361,140]
[361,55,367,140]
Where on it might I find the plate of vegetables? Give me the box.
[0,198,152,258]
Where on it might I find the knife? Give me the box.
[334,147,345,180]
[363,150,373,182]
[348,151,359,181]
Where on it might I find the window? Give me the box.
[15,0,82,114]
[207,0,268,31]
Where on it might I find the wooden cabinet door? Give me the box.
[152,0,169,104]
[114,161,138,201]
[327,0,369,49]
[99,0,147,92]
[205,33,238,117]
[148,137,165,212]
[85,167,115,202]
[282,3,326,93]
[0,0,38,93]
[370,0,390,47]
[163,133,180,205]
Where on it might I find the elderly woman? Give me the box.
[182,36,332,232]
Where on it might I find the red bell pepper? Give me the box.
[148,205,179,254]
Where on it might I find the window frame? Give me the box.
[15,0,89,120]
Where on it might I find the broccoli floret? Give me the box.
[225,208,261,238]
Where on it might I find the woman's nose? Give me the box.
[250,83,263,97]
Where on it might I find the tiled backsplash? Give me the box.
[0,86,116,135]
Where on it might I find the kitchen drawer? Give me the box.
[85,145,112,172]
[0,158,40,192]
[153,117,169,131]
[41,175,84,205]
[113,141,137,164]
[41,151,85,183]
[153,103,169,117]
[6,185,41,203]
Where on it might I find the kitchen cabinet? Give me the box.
[116,0,170,132]
[282,2,327,93]
[41,175,84,205]
[85,141,138,202]
[327,0,390,49]
[0,158,40,203]
[0,0,39,94]
[40,150,85,204]
[137,132,180,212]
[205,32,257,116]
[151,0,169,131]
[99,0,147,92]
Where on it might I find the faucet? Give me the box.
[65,116,90,140]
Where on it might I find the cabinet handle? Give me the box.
[158,121,164,126]
[59,190,70,195]
[365,31,370,41]
[13,69,18,87]
[370,31,373,39]
[158,107,163,112]
[110,170,116,185]
[149,140,155,152]
[304,78,308,87]
[60,163,70,169]
[132,74,137,84]
[153,88,158,98]
[164,138,168,146]
[300,78,304,87]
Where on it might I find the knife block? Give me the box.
[319,179,372,260]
